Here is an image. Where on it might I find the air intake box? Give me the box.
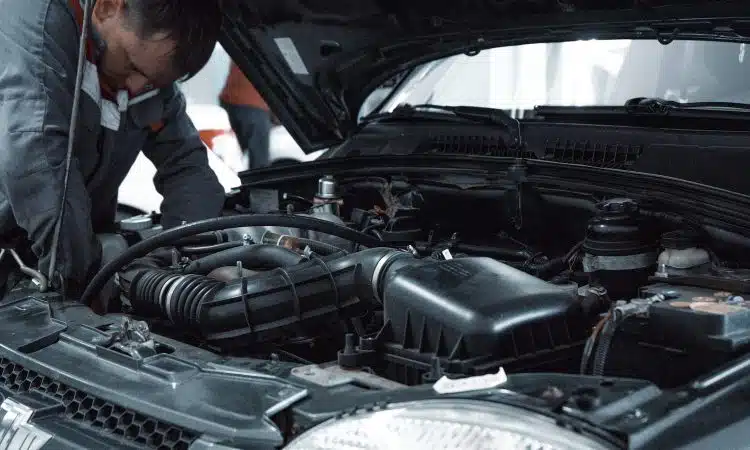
[380,257,581,358]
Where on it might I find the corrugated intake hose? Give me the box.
[183,244,305,274]
[118,248,411,346]
[81,214,386,307]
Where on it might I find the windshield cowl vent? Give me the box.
[420,134,533,158]
[543,138,643,168]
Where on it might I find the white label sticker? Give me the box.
[433,367,508,394]
[274,37,310,75]
[441,249,453,260]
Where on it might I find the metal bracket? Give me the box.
[0,249,48,292]
[96,317,156,360]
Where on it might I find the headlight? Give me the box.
[285,399,615,450]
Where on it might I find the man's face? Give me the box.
[92,0,179,95]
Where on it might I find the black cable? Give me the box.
[361,222,385,234]
[172,232,228,247]
[48,0,94,284]
[564,240,584,266]
[282,193,313,205]
[294,237,347,256]
[81,214,387,306]
[592,316,618,376]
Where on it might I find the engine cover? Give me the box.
[381,257,582,358]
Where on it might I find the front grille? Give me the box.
[0,358,197,450]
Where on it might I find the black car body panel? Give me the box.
[219,0,750,151]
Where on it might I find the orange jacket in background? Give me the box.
[219,62,269,111]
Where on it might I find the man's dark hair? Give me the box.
[124,0,223,79]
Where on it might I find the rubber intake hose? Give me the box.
[453,243,533,261]
[82,214,386,307]
[121,248,406,346]
[180,242,243,255]
[172,231,229,247]
[183,244,305,274]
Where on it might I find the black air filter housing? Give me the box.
[380,257,581,358]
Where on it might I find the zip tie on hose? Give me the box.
[238,261,253,334]
[276,267,301,320]
[308,253,340,309]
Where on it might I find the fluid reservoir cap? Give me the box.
[598,198,638,215]
[119,214,153,231]
[316,175,339,199]
[584,197,652,256]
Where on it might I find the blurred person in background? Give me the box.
[219,62,272,170]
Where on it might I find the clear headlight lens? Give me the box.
[285,399,614,450]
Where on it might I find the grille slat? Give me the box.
[0,358,197,450]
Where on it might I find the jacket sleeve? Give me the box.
[142,87,226,229]
[0,0,102,289]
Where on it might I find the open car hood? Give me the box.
[218,0,750,152]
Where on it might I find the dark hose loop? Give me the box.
[183,244,304,274]
[81,214,388,307]
[180,242,242,254]
[171,232,228,247]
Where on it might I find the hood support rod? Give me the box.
[47,0,94,288]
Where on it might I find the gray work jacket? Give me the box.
[0,0,225,290]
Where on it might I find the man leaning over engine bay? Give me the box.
[0,0,226,301]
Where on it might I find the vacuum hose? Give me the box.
[183,244,305,274]
[118,248,411,346]
[179,241,242,255]
[260,230,347,256]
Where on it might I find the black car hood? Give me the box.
[219,0,750,152]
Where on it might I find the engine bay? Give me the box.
[4,165,750,448]
[107,170,750,392]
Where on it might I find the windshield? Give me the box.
[374,40,750,116]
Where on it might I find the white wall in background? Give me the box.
[180,44,231,106]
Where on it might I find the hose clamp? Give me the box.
[371,251,412,304]
[164,275,186,322]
